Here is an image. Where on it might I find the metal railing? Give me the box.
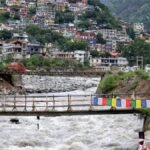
[0,93,149,113]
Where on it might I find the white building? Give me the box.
[99,29,117,39]
[133,23,144,33]
[91,57,128,67]
[74,50,90,64]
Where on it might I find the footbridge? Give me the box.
[0,68,106,77]
[0,94,149,116]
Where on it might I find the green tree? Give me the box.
[25,24,41,36]
[0,0,6,6]
[0,12,10,23]
[64,40,89,51]
[29,7,36,17]
[13,13,20,20]
[122,38,150,66]
[126,27,135,40]
[96,33,106,44]
[90,50,100,58]
[78,0,120,29]
[55,8,74,24]
[0,30,12,40]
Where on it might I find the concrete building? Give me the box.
[91,57,128,67]
[133,23,144,33]
[74,50,90,64]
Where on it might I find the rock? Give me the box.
[10,118,20,124]
[22,75,100,94]
[144,116,150,131]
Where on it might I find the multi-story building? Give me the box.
[133,23,144,33]
[6,0,22,6]
[99,29,117,39]
[50,51,74,60]
[105,39,117,51]
[91,57,128,67]
[74,50,90,64]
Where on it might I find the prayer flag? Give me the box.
[102,98,107,106]
[92,96,98,106]
[121,99,126,108]
[131,100,136,108]
[142,100,147,108]
[107,98,112,106]
[116,98,121,107]
[126,99,131,108]
[98,97,102,105]
[112,98,116,107]
[146,100,150,108]
[136,100,141,108]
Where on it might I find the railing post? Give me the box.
[13,95,17,111]
[32,97,35,112]
[45,96,49,111]
[67,94,71,111]
[89,94,93,110]
[24,95,27,111]
[3,94,6,111]
[52,95,55,111]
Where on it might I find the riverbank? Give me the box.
[96,70,150,99]
[97,70,150,148]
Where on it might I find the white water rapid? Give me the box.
[0,76,144,150]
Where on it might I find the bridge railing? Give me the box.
[0,94,92,112]
[0,93,150,112]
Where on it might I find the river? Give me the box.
[0,76,144,150]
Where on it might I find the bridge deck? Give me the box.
[0,109,141,116]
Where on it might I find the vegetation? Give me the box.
[78,0,121,29]
[0,30,13,40]
[96,33,106,44]
[0,62,7,71]
[106,0,150,29]
[25,24,89,51]
[55,7,75,24]
[0,12,10,23]
[0,0,6,6]
[126,27,135,40]
[90,50,101,58]
[122,38,150,66]
[29,7,36,17]
[98,70,150,94]
[22,55,86,70]
[63,40,89,51]
[0,55,14,71]
[140,109,150,116]
[25,24,66,46]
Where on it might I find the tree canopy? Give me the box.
[122,38,150,66]
[0,30,12,40]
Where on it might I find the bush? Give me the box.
[135,69,150,80]
[100,74,120,93]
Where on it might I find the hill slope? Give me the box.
[106,0,150,29]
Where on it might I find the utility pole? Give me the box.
[136,56,143,69]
